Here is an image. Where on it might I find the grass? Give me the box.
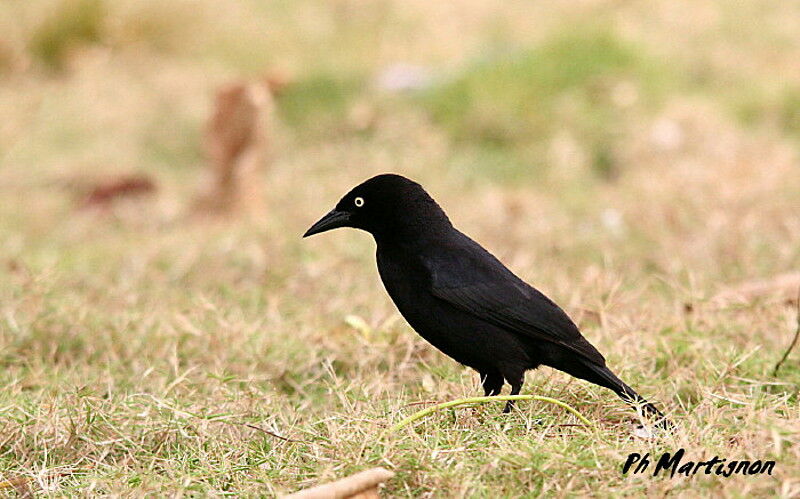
[275,73,365,134]
[1,0,800,496]
[419,29,677,180]
[29,0,106,71]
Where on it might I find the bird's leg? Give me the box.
[480,372,503,397]
[503,376,524,413]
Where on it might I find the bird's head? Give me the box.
[303,173,451,241]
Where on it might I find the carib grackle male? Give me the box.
[304,174,669,425]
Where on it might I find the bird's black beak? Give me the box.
[303,209,351,238]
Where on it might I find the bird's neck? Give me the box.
[373,217,452,248]
[374,198,453,244]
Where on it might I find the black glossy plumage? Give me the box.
[304,173,668,424]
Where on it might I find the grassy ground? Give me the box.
[1,0,799,496]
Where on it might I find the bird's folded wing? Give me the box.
[427,255,606,365]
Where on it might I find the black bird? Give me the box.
[304,174,667,424]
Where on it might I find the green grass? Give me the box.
[275,73,365,134]
[29,0,107,71]
[420,29,677,180]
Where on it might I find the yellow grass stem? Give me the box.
[390,395,592,432]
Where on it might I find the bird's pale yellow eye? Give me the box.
[354,197,365,207]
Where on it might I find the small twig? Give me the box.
[218,420,305,443]
[773,287,800,376]
[285,467,394,498]
[403,400,440,407]
[240,423,304,443]
[389,395,592,433]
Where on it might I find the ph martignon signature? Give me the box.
[623,449,775,478]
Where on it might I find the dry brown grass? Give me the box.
[0,0,799,496]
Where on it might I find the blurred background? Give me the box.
[1,1,799,272]
[1,0,799,495]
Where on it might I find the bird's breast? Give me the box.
[375,246,430,313]
[375,245,503,369]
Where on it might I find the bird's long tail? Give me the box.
[568,362,673,430]
[588,364,663,416]
[587,364,674,429]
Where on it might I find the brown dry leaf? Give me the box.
[284,468,395,499]
[194,79,273,215]
[80,174,156,208]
